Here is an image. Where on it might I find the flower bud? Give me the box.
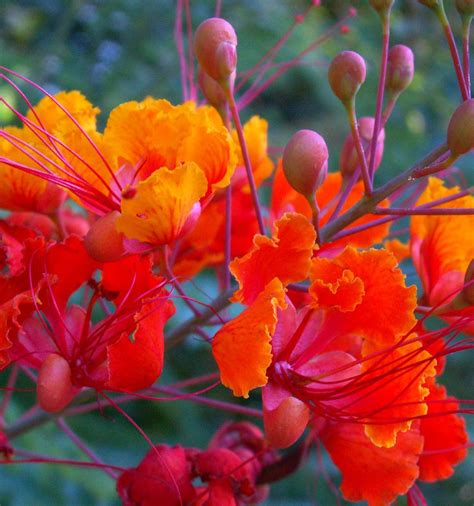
[386,45,414,96]
[37,354,76,413]
[263,396,310,449]
[447,99,474,156]
[194,18,237,84]
[455,0,474,16]
[328,51,366,103]
[84,211,126,263]
[198,67,229,110]
[340,117,385,178]
[282,129,329,198]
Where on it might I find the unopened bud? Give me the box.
[283,129,329,197]
[198,67,231,110]
[37,354,76,413]
[340,117,385,178]
[369,0,395,13]
[462,260,474,305]
[386,45,414,96]
[328,51,366,103]
[194,18,237,84]
[263,396,310,449]
[84,210,126,263]
[447,99,474,156]
[455,0,474,16]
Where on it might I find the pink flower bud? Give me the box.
[37,354,76,413]
[369,0,395,13]
[328,51,366,103]
[386,45,415,96]
[340,116,385,178]
[194,18,238,84]
[198,67,229,110]
[447,99,474,156]
[455,0,474,16]
[282,129,329,197]
[84,211,126,263]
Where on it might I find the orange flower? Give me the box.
[411,177,474,306]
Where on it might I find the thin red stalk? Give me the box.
[56,418,118,479]
[214,0,222,17]
[369,11,391,180]
[163,246,202,317]
[153,385,263,418]
[438,12,469,101]
[99,391,184,506]
[0,67,121,188]
[329,186,472,241]
[174,0,189,101]
[462,17,472,96]
[226,91,265,234]
[0,96,120,203]
[4,451,126,473]
[346,102,373,195]
[237,12,353,110]
[235,4,315,93]
[224,185,232,290]
[184,0,196,101]
[326,170,359,224]
[374,206,474,216]
[170,372,220,389]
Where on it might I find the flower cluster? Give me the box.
[0,1,473,505]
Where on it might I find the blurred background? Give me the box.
[0,0,473,504]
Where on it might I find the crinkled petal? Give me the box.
[212,278,287,398]
[230,213,316,305]
[322,422,423,506]
[310,247,417,347]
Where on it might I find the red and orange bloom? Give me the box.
[1,235,174,411]
[209,209,469,504]
[0,89,237,252]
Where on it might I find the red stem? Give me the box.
[226,90,265,234]
[369,12,391,180]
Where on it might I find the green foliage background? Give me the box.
[0,1,473,504]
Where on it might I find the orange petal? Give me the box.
[212,278,286,398]
[323,422,423,506]
[310,247,417,346]
[27,91,100,134]
[104,99,236,190]
[230,213,316,305]
[359,337,436,448]
[116,163,208,245]
[410,177,474,301]
[418,380,468,482]
[384,238,410,263]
